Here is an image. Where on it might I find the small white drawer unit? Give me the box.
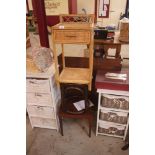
[26,63,60,130]
[96,89,129,140]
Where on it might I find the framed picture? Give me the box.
[44,0,69,16]
[98,0,110,18]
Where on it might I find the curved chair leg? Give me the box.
[88,119,92,137]
[59,116,64,136]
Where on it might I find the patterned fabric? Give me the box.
[26,34,40,59]
[99,111,128,124]
[98,126,125,136]
[32,47,53,72]
[101,96,129,110]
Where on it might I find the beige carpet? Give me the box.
[27,116,128,155]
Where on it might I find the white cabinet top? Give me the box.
[26,58,55,78]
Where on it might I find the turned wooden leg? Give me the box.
[59,116,64,136]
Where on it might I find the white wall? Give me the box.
[28,0,127,28]
[97,0,127,28]
[28,0,33,10]
[77,0,95,14]
[77,0,127,28]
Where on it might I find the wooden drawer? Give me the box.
[30,117,57,129]
[27,105,55,119]
[98,122,125,137]
[54,30,90,43]
[99,109,128,124]
[101,94,129,110]
[26,79,50,93]
[26,92,53,107]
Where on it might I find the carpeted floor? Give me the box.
[27,116,129,155]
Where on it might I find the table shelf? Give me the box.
[58,67,91,84]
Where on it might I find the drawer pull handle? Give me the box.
[35,93,42,97]
[29,81,37,84]
[37,106,42,108]
[37,106,43,110]
[110,114,117,118]
[65,35,77,38]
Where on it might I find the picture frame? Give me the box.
[44,0,69,16]
[98,0,110,18]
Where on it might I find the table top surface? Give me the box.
[94,31,129,45]
[52,23,94,30]
[26,57,55,78]
[95,69,129,91]
[58,67,91,84]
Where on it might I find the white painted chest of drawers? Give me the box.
[96,89,129,140]
[26,62,60,130]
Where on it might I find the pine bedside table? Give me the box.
[51,14,94,137]
[51,14,94,90]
